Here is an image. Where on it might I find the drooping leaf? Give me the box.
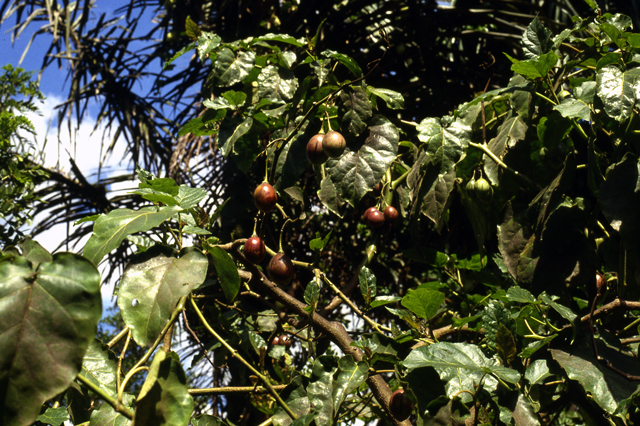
[207,246,241,303]
[484,114,527,185]
[135,351,194,426]
[320,116,399,210]
[0,253,101,426]
[482,300,515,353]
[321,50,362,77]
[212,48,255,87]
[367,87,404,110]
[402,342,520,403]
[217,116,254,157]
[83,206,184,265]
[401,288,445,321]
[332,355,369,412]
[304,279,320,311]
[495,323,517,364]
[553,81,596,121]
[525,359,552,385]
[521,17,553,59]
[417,117,470,174]
[420,169,456,231]
[117,246,207,346]
[307,356,338,426]
[273,377,310,426]
[274,129,309,191]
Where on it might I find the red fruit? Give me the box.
[271,336,280,345]
[390,389,413,421]
[384,206,398,224]
[322,131,346,158]
[254,182,277,212]
[373,182,382,194]
[367,209,385,228]
[244,236,266,264]
[307,134,328,165]
[596,273,606,293]
[268,253,295,286]
[364,207,378,221]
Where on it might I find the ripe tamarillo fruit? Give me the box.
[268,253,295,286]
[322,131,346,158]
[389,389,413,421]
[254,182,277,212]
[279,335,291,347]
[307,134,328,164]
[367,209,385,228]
[271,336,280,345]
[244,236,266,264]
[363,206,378,221]
[384,206,398,224]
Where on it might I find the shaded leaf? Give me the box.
[367,87,404,110]
[359,266,377,305]
[89,393,134,426]
[417,118,470,174]
[207,246,241,303]
[340,86,372,137]
[308,356,338,426]
[553,81,596,121]
[525,359,551,385]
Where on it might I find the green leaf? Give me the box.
[420,169,456,230]
[257,65,298,101]
[310,230,332,252]
[321,50,362,77]
[207,246,241,303]
[525,359,552,385]
[332,355,369,412]
[506,286,536,304]
[212,48,255,87]
[340,86,372,137]
[484,114,527,185]
[174,185,207,209]
[89,393,134,426]
[164,42,196,70]
[274,128,309,191]
[196,32,221,62]
[254,33,305,47]
[117,246,207,346]
[510,51,558,79]
[83,206,183,265]
[185,15,201,39]
[483,300,514,353]
[319,116,399,210]
[367,87,404,110]
[79,339,118,395]
[217,116,253,157]
[273,377,310,426]
[521,17,553,59]
[359,266,377,305]
[495,323,517,364]
[402,342,520,403]
[0,253,101,426]
[596,65,640,122]
[36,407,70,426]
[135,351,194,426]
[403,246,449,267]
[192,414,224,426]
[18,238,52,265]
[308,356,338,426]
[304,279,320,311]
[417,117,470,174]
[221,90,247,107]
[539,293,578,342]
[553,81,596,120]
[351,334,401,365]
[401,288,444,321]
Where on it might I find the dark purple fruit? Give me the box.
[244,236,266,264]
[268,253,295,286]
[322,131,346,158]
[307,134,328,165]
[367,209,385,228]
[384,206,398,224]
[254,182,277,212]
[271,336,280,345]
[390,389,413,421]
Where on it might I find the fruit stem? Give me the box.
[468,141,541,190]
[252,217,258,237]
[278,218,292,253]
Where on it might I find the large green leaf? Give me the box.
[525,359,551,386]
[402,342,520,403]
[420,169,456,231]
[417,117,470,174]
[36,407,69,426]
[509,51,558,80]
[83,206,183,265]
[367,87,404,110]
[135,351,194,426]
[401,288,445,321]
[482,300,514,353]
[484,114,527,185]
[212,48,255,87]
[521,17,553,59]
[0,252,101,426]
[117,246,207,346]
[319,116,399,210]
[207,246,241,303]
[79,339,118,395]
[332,355,369,412]
[257,65,298,101]
[273,377,310,426]
[307,356,338,426]
[274,128,309,191]
[217,116,254,157]
[596,65,640,122]
[340,86,372,137]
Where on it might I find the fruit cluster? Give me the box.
[306,131,346,164]
[271,334,292,347]
[364,205,398,229]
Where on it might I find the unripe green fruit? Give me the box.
[466,179,476,196]
[322,131,346,158]
[473,177,493,203]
